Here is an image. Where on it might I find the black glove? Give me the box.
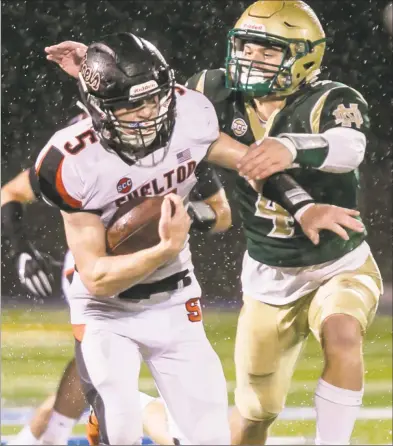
[2,201,54,298]
[188,201,217,233]
[16,242,54,298]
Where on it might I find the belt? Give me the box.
[118,269,191,300]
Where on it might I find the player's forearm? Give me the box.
[82,243,175,297]
[262,173,316,222]
[206,132,247,171]
[1,169,37,205]
[279,127,366,173]
[204,191,232,233]
[1,189,22,206]
[1,189,35,206]
[209,207,232,233]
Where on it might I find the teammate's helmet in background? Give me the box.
[225,1,326,98]
[78,32,176,164]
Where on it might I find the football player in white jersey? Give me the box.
[15,33,364,445]
[31,32,252,446]
[2,134,366,446]
[2,112,231,445]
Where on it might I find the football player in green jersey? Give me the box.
[44,5,382,443]
[186,2,383,445]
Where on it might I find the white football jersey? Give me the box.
[34,87,220,320]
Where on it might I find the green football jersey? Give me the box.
[186,69,369,267]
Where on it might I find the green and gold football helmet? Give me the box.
[225,1,326,98]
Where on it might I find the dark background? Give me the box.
[2,0,392,307]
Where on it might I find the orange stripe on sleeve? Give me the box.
[55,158,82,208]
[64,267,75,277]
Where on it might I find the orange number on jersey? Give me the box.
[64,129,98,154]
[185,298,202,322]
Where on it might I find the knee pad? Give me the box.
[235,380,283,423]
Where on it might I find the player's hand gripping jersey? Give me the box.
[31,87,220,319]
[187,70,368,267]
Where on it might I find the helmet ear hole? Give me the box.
[303,62,315,70]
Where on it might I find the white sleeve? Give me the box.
[186,89,220,146]
[200,98,220,146]
[319,127,366,173]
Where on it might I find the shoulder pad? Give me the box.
[51,118,97,156]
[308,80,367,105]
[186,69,232,104]
[324,84,367,106]
[175,87,220,148]
[34,145,83,212]
[303,81,369,133]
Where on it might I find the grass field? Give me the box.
[1,308,392,444]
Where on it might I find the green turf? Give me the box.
[2,420,392,445]
[1,308,392,444]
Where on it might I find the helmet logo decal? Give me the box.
[130,80,158,98]
[241,22,266,32]
[231,118,248,137]
[81,57,101,91]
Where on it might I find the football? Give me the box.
[106,196,173,255]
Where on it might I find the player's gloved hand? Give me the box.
[188,201,217,233]
[45,41,87,79]
[297,203,365,245]
[2,201,55,298]
[16,242,54,298]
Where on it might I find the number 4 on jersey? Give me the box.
[255,195,295,238]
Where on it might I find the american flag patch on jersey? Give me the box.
[176,148,191,163]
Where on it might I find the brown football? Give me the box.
[106,196,173,255]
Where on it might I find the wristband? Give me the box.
[278,133,329,168]
[263,173,316,216]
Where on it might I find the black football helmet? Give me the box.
[77,32,176,165]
